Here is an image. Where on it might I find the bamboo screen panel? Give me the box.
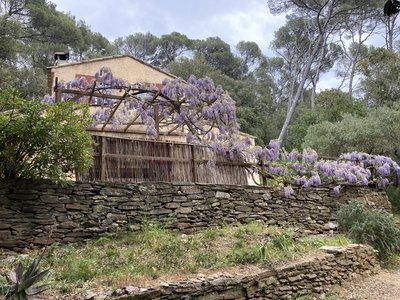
[193,146,248,185]
[77,135,248,185]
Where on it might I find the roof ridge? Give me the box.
[47,54,178,79]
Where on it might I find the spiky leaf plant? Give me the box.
[0,257,50,300]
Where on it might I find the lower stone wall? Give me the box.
[111,244,379,300]
[0,180,390,251]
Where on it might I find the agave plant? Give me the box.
[0,257,50,300]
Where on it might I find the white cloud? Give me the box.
[51,0,282,51]
[206,7,284,52]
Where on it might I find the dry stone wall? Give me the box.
[111,244,379,300]
[0,180,390,251]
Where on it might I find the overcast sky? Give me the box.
[50,0,284,55]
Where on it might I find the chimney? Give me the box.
[54,51,70,65]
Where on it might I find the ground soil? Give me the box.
[329,268,400,300]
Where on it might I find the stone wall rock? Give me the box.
[0,180,390,251]
[110,244,379,300]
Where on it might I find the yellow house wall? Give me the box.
[49,56,175,94]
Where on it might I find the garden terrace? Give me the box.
[0,223,378,300]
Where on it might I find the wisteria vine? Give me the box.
[45,67,400,197]
[248,141,400,198]
[45,67,244,148]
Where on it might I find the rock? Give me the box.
[4,255,17,264]
[177,223,191,230]
[320,246,345,254]
[129,224,140,231]
[150,208,173,215]
[112,289,124,296]
[329,222,338,229]
[0,223,11,229]
[180,186,201,195]
[166,202,180,209]
[262,193,272,200]
[215,191,230,198]
[85,291,97,299]
[125,286,140,294]
[176,207,192,214]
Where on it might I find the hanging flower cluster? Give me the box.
[247,141,399,197]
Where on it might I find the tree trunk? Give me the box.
[310,30,329,109]
[386,14,398,52]
[348,55,358,97]
[278,37,323,143]
[278,0,335,144]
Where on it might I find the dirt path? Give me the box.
[329,269,400,300]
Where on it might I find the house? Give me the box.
[47,54,177,96]
[47,55,257,185]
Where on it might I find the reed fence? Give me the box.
[77,135,249,185]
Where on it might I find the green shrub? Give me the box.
[0,89,93,183]
[337,201,400,259]
[385,185,400,214]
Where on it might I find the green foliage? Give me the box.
[385,185,400,214]
[286,106,319,150]
[268,233,293,251]
[0,65,47,99]
[359,48,400,107]
[152,32,193,69]
[0,0,113,97]
[303,106,400,159]
[195,37,241,79]
[58,253,99,283]
[73,21,116,61]
[315,89,366,122]
[286,89,366,150]
[0,257,50,300]
[114,32,158,62]
[236,41,262,79]
[337,201,400,259]
[303,119,351,157]
[0,14,21,61]
[168,55,217,80]
[0,89,93,183]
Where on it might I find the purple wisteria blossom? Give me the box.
[378,163,391,176]
[302,148,318,164]
[333,185,341,197]
[283,185,295,198]
[288,150,300,162]
[186,133,196,144]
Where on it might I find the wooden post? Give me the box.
[54,77,61,102]
[154,105,160,139]
[88,81,96,104]
[100,136,106,181]
[260,159,267,186]
[191,145,198,183]
[55,90,62,103]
